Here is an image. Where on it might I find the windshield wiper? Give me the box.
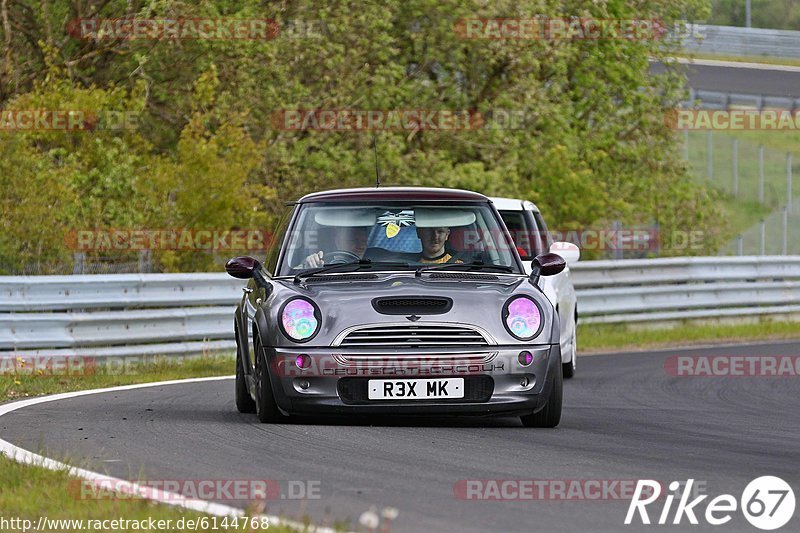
[294,259,409,283]
[415,261,515,277]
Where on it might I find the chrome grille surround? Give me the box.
[332,322,497,348]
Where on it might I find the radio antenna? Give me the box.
[372,135,381,188]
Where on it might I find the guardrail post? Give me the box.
[72,253,85,275]
[612,220,622,260]
[760,220,766,255]
[736,234,743,255]
[759,145,765,204]
[746,0,752,28]
[732,138,739,197]
[138,250,152,273]
[707,130,714,180]
[684,129,689,161]
[782,208,789,255]
[788,153,793,213]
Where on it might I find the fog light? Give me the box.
[299,380,310,390]
[295,354,311,369]
[518,351,533,366]
[520,377,529,387]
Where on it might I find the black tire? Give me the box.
[254,336,283,423]
[520,357,563,428]
[563,327,576,379]
[235,337,256,413]
[562,360,575,379]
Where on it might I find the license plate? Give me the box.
[367,378,465,400]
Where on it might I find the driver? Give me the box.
[300,226,369,268]
[416,226,462,264]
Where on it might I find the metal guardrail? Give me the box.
[685,88,800,111]
[682,24,800,59]
[1,256,798,355]
[0,273,243,312]
[572,256,800,323]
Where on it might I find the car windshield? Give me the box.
[277,201,521,276]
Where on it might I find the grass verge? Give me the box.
[579,319,800,353]
[1,353,235,402]
[0,454,298,532]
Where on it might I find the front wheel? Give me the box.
[235,342,256,413]
[520,357,562,428]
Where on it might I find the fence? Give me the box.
[682,126,799,255]
[681,24,800,59]
[1,257,798,356]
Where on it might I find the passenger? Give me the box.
[300,226,369,268]
[416,226,462,264]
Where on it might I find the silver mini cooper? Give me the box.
[226,187,567,427]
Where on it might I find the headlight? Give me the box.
[280,298,320,342]
[502,296,543,340]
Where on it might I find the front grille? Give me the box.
[372,297,452,315]
[335,324,491,347]
[337,376,494,404]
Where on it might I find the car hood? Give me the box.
[257,272,558,348]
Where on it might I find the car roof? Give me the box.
[298,187,490,203]
[489,197,540,213]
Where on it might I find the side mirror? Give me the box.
[530,252,566,285]
[549,242,580,265]
[225,256,260,279]
[226,256,271,287]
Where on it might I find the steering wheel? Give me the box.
[325,250,361,264]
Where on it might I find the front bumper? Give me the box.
[261,344,561,416]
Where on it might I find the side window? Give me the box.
[265,206,294,274]
[531,212,553,254]
[498,210,533,258]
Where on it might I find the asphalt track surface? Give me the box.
[650,62,800,98]
[2,340,799,532]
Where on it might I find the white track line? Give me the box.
[0,376,338,533]
[659,56,800,73]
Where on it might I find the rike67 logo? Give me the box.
[625,477,796,530]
